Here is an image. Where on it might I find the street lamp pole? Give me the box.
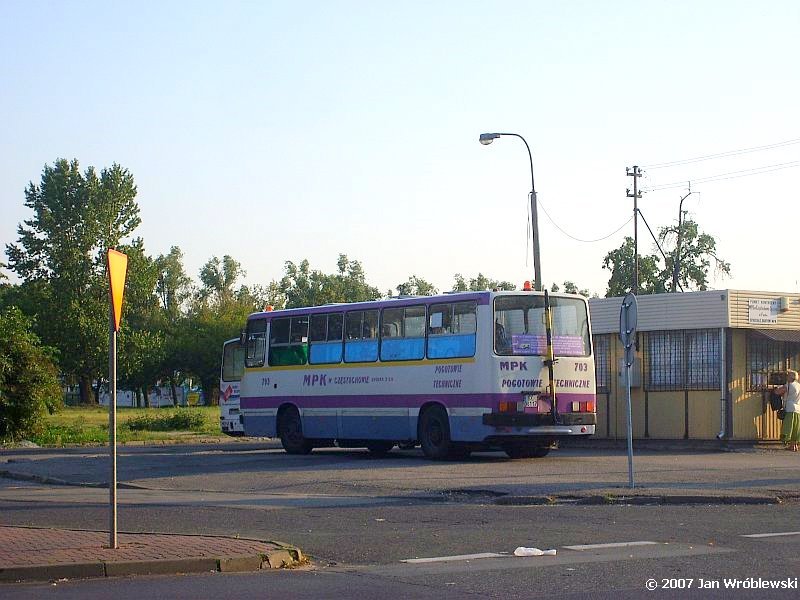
[479,132,542,291]
[672,187,693,292]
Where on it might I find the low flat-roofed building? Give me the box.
[589,290,800,441]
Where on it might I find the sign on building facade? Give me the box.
[748,298,779,324]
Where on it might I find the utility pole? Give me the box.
[626,166,642,293]
[672,185,693,292]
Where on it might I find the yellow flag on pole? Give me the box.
[107,249,128,332]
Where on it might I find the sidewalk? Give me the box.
[0,526,303,583]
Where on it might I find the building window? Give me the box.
[746,333,786,391]
[686,329,721,389]
[645,331,684,390]
[593,334,611,393]
[644,329,720,391]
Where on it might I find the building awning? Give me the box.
[753,329,800,343]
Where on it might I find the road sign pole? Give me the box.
[625,361,634,489]
[109,307,118,549]
[619,292,638,490]
[106,248,128,550]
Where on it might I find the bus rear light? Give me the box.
[571,401,580,412]
[585,401,595,413]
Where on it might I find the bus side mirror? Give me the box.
[239,329,246,347]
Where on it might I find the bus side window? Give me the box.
[381,305,425,361]
[428,301,476,359]
[269,317,309,366]
[345,310,378,362]
[310,313,343,365]
[245,318,268,368]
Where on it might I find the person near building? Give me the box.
[775,369,800,451]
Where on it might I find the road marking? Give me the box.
[401,552,507,564]
[741,531,800,538]
[562,541,658,551]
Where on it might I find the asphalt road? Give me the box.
[1,442,799,598]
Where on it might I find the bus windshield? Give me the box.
[222,341,245,381]
[494,295,590,357]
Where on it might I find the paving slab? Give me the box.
[0,526,303,583]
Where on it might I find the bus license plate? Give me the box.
[523,395,538,408]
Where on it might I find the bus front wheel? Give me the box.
[419,406,468,460]
[278,407,313,455]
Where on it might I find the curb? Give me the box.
[494,493,786,506]
[0,547,304,583]
[0,469,147,489]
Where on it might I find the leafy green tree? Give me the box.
[153,246,193,405]
[658,218,732,292]
[5,159,140,403]
[198,255,245,304]
[551,281,591,296]
[0,307,62,442]
[116,238,165,406]
[602,237,664,297]
[452,273,516,292]
[177,255,265,404]
[155,246,192,320]
[281,254,380,308]
[394,275,438,296]
[602,217,731,297]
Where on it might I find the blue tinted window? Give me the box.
[427,301,477,359]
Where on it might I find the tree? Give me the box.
[602,218,731,297]
[602,237,664,297]
[658,217,732,292]
[153,246,193,405]
[0,307,62,442]
[280,254,380,308]
[177,255,266,404]
[115,238,165,407]
[5,159,140,403]
[551,281,591,296]
[394,275,438,296]
[198,255,245,305]
[452,273,516,292]
[155,246,192,320]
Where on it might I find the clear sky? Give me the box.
[2,1,799,296]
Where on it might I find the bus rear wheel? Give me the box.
[419,406,469,460]
[504,444,550,459]
[278,407,313,455]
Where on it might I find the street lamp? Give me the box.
[479,132,542,291]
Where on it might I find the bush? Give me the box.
[125,409,206,431]
[0,307,63,442]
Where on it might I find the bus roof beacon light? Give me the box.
[479,132,500,145]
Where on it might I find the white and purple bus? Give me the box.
[239,287,596,459]
[219,338,245,435]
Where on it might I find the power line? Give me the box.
[536,196,633,243]
[643,160,800,192]
[642,137,800,169]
